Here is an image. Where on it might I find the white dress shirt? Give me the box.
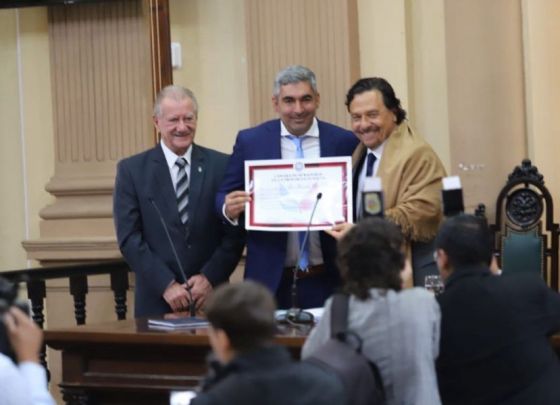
[160,141,193,192]
[280,118,323,267]
[0,353,55,405]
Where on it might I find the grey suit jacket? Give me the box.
[113,143,245,317]
[302,288,442,405]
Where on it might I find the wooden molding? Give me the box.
[23,237,121,261]
[148,0,173,92]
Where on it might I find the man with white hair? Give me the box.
[114,85,244,316]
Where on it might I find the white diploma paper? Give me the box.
[244,157,353,231]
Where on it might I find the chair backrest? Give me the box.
[490,159,559,289]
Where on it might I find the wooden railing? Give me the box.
[1,260,130,377]
[1,260,130,327]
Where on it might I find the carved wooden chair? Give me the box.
[490,159,559,290]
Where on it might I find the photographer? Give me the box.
[1,296,55,404]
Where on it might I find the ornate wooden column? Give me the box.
[22,0,171,263]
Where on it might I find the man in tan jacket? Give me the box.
[345,77,447,286]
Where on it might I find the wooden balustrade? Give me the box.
[1,260,130,377]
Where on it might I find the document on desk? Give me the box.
[244,157,353,231]
[148,317,209,330]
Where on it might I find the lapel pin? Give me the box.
[198,166,202,173]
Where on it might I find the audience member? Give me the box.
[191,281,346,405]
[346,77,446,286]
[216,65,358,309]
[113,85,245,317]
[435,214,560,405]
[302,218,442,405]
[0,306,55,405]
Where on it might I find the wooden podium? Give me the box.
[46,317,560,404]
[45,318,309,404]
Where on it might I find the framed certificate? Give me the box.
[244,157,353,231]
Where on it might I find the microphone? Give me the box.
[149,198,196,317]
[295,192,322,271]
[279,192,322,325]
[441,176,464,217]
[361,177,384,218]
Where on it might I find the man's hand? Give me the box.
[187,274,213,310]
[490,255,502,275]
[3,306,42,364]
[163,281,191,312]
[224,190,251,221]
[325,222,355,240]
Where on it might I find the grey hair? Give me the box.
[153,85,199,117]
[272,65,318,97]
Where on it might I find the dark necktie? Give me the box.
[366,152,376,177]
[175,157,189,225]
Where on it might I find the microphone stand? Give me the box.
[278,193,322,325]
[150,199,196,317]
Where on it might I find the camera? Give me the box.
[0,277,30,362]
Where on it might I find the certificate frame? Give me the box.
[244,157,353,231]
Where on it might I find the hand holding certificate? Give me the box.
[244,157,353,231]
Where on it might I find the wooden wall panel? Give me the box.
[444,0,527,217]
[148,0,172,102]
[48,1,153,166]
[245,0,360,128]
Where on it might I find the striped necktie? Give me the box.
[286,135,309,270]
[175,157,189,225]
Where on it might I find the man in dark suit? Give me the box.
[113,86,244,317]
[216,65,358,309]
[435,214,560,405]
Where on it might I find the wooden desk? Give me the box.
[45,318,310,405]
[46,318,560,405]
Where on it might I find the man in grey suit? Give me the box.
[113,85,245,317]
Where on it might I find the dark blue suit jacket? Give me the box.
[216,119,358,307]
[114,144,245,317]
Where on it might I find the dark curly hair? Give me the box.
[345,77,407,124]
[337,218,405,300]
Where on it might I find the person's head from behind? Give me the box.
[205,281,276,364]
[337,218,406,300]
[345,77,406,150]
[272,65,320,136]
[153,85,199,156]
[434,214,493,280]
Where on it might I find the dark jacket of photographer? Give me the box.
[191,345,346,405]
